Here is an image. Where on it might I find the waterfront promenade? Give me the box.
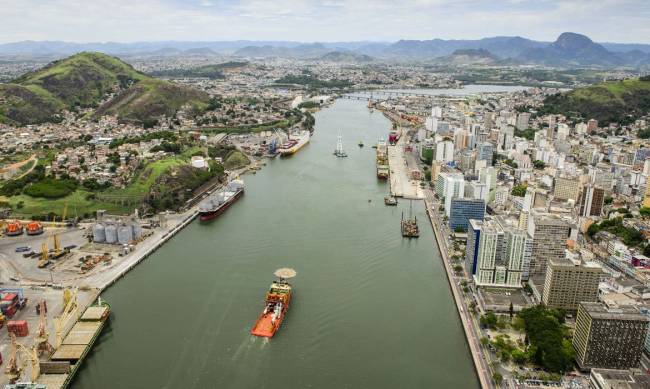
[424,191,493,389]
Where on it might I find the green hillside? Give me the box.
[541,78,650,125]
[95,78,208,124]
[0,52,209,125]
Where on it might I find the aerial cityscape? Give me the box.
[1,1,650,388]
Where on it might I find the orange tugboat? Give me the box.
[251,268,296,338]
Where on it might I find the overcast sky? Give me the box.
[1,0,649,44]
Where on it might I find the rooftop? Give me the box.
[580,302,648,321]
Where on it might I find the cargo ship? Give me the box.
[376,138,389,180]
[35,296,110,389]
[198,178,244,222]
[279,130,310,156]
[251,268,296,338]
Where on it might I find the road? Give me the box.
[424,191,495,389]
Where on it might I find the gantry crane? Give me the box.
[55,288,78,349]
[35,300,53,356]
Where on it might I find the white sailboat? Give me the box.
[334,132,348,157]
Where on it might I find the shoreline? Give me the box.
[424,197,492,389]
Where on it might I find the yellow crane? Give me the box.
[54,288,78,349]
[35,300,53,356]
[4,333,22,383]
[38,242,49,268]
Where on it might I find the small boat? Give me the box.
[358,141,364,147]
[384,196,398,206]
[251,268,296,338]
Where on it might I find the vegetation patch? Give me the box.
[23,178,78,199]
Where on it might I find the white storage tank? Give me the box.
[132,223,142,240]
[92,223,106,243]
[117,225,133,245]
[105,224,118,244]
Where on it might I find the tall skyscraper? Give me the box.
[573,302,648,370]
[527,213,570,278]
[436,172,465,216]
[579,184,605,217]
[471,217,531,287]
[542,258,601,313]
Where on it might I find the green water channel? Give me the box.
[72,97,479,389]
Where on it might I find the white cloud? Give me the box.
[0,0,647,43]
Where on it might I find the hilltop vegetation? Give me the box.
[149,61,247,79]
[540,77,650,125]
[94,78,208,124]
[0,52,209,125]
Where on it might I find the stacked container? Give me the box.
[1,294,17,319]
[7,320,28,337]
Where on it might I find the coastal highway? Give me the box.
[425,189,494,389]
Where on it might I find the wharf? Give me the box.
[423,192,492,389]
[387,129,424,199]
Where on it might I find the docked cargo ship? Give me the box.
[251,268,295,338]
[36,297,110,389]
[278,130,310,156]
[376,138,389,180]
[198,178,245,222]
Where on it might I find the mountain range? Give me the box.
[1,33,650,67]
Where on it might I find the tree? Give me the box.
[511,184,527,197]
[511,349,527,365]
[533,160,546,169]
[480,337,490,346]
[480,312,499,329]
[509,302,514,319]
[492,372,503,385]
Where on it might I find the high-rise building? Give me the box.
[553,176,580,202]
[573,302,648,370]
[579,184,605,217]
[436,172,465,216]
[542,258,601,313]
[477,142,493,166]
[471,217,532,287]
[449,198,485,231]
[527,213,570,278]
[434,139,455,163]
[643,183,650,208]
[466,220,482,276]
[516,112,531,130]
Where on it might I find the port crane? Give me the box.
[35,300,54,356]
[38,242,49,268]
[5,333,23,383]
[55,288,79,348]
